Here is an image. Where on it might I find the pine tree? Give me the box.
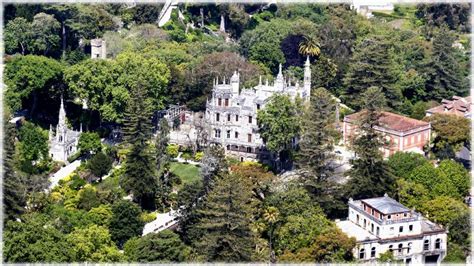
[155,118,170,169]
[425,25,467,100]
[296,88,339,211]
[200,145,228,193]
[3,119,26,220]
[192,172,256,262]
[345,87,396,199]
[122,85,158,210]
[297,88,337,182]
[343,36,402,110]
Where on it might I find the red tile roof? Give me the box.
[345,111,429,132]
[426,96,471,118]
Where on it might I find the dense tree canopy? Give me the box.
[5,55,64,115]
[257,94,300,164]
[3,2,471,264]
[124,230,191,262]
[109,200,145,248]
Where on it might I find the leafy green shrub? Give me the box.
[194,151,204,161]
[181,152,193,161]
[78,132,101,155]
[69,174,86,190]
[67,151,81,163]
[77,184,101,211]
[87,204,113,227]
[87,152,113,181]
[109,200,145,248]
[166,144,179,158]
[140,212,157,223]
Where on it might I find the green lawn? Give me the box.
[169,162,201,185]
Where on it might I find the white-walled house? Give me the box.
[337,194,447,264]
[351,0,394,18]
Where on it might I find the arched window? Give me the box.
[226,145,230,150]
[435,239,441,249]
[376,226,380,236]
[356,214,360,225]
[388,245,393,253]
[424,240,429,251]
[359,248,365,259]
[59,136,63,142]
[371,223,374,233]
[371,247,376,258]
[407,242,412,254]
[363,219,367,228]
[398,243,403,254]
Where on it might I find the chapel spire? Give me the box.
[58,96,68,130]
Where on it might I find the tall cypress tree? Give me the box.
[425,25,467,100]
[192,172,256,262]
[3,118,26,220]
[296,88,339,211]
[122,85,158,210]
[345,87,396,199]
[343,36,402,110]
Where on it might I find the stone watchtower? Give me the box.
[91,38,106,59]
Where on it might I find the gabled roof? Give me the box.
[361,195,410,214]
[345,111,429,132]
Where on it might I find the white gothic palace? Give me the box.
[205,57,311,162]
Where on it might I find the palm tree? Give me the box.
[299,35,321,58]
[263,206,280,262]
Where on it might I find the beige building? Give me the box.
[337,195,447,264]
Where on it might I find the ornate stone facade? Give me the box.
[49,98,81,162]
[205,57,311,162]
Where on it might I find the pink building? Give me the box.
[343,111,431,158]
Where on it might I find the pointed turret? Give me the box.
[274,63,284,91]
[278,64,283,78]
[231,71,240,95]
[58,96,67,129]
[304,56,311,101]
